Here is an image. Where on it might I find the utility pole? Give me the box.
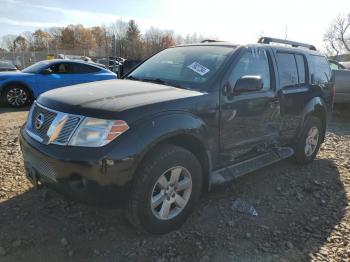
[112,34,117,73]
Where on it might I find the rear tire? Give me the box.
[2,85,31,107]
[293,116,324,164]
[126,144,202,234]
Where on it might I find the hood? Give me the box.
[0,71,31,78]
[37,79,205,120]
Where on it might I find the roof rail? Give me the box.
[258,37,317,51]
[200,39,222,43]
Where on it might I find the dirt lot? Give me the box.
[0,107,349,262]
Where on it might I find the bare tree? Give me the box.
[324,13,350,56]
[1,34,17,51]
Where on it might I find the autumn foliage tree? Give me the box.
[0,19,213,59]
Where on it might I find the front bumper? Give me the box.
[19,126,140,207]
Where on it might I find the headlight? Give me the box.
[69,117,129,147]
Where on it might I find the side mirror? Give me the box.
[234,75,263,93]
[41,68,52,75]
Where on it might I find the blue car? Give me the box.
[0,59,117,107]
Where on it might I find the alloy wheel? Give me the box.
[6,88,28,106]
[305,126,319,157]
[150,166,192,220]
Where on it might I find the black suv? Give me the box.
[20,37,334,234]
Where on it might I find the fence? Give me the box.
[0,48,110,69]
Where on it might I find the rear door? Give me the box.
[219,46,280,165]
[274,51,312,141]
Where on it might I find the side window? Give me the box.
[73,64,100,73]
[276,53,298,88]
[50,63,73,74]
[295,55,306,85]
[229,48,271,91]
[310,55,331,85]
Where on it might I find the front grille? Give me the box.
[29,103,57,141]
[23,152,56,182]
[26,102,83,145]
[53,116,81,144]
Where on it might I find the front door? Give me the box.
[220,47,280,165]
[36,62,76,94]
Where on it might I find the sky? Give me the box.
[1,0,350,50]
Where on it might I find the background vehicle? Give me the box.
[340,61,350,69]
[0,60,18,72]
[329,59,347,70]
[20,37,333,234]
[328,59,350,104]
[0,59,117,107]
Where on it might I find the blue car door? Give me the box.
[36,62,77,94]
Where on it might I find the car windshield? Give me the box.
[22,61,49,73]
[126,46,235,90]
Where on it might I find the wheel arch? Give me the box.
[1,81,34,101]
[133,113,214,193]
[301,96,327,142]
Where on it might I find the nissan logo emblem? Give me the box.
[35,113,45,130]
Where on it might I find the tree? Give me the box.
[324,13,350,56]
[1,34,17,52]
[109,20,128,57]
[61,26,75,49]
[22,31,36,51]
[15,35,27,52]
[143,27,175,56]
[125,20,143,59]
[33,29,52,51]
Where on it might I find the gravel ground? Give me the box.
[0,106,349,262]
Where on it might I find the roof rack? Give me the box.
[200,39,222,43]
[258,37,316,51]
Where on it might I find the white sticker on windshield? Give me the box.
[187,62,210,76]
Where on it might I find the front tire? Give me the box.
[2,85,30,107]
[293,116,324,164]
[126,144,202,234]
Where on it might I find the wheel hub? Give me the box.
[305,126,319,157]
[6,88,28,106]
[150,166,192,220]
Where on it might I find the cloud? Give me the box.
[0,18,63,28]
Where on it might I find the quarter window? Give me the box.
[309,55,331,85]
[229,48,271,91]
[73,64,100,73]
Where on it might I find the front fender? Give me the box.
[134,112,212,159]
[0,79,35,98]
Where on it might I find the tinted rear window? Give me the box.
[309,55,331,85]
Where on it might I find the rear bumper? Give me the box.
[19,126,140,207]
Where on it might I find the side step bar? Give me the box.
[210,147,294,185]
